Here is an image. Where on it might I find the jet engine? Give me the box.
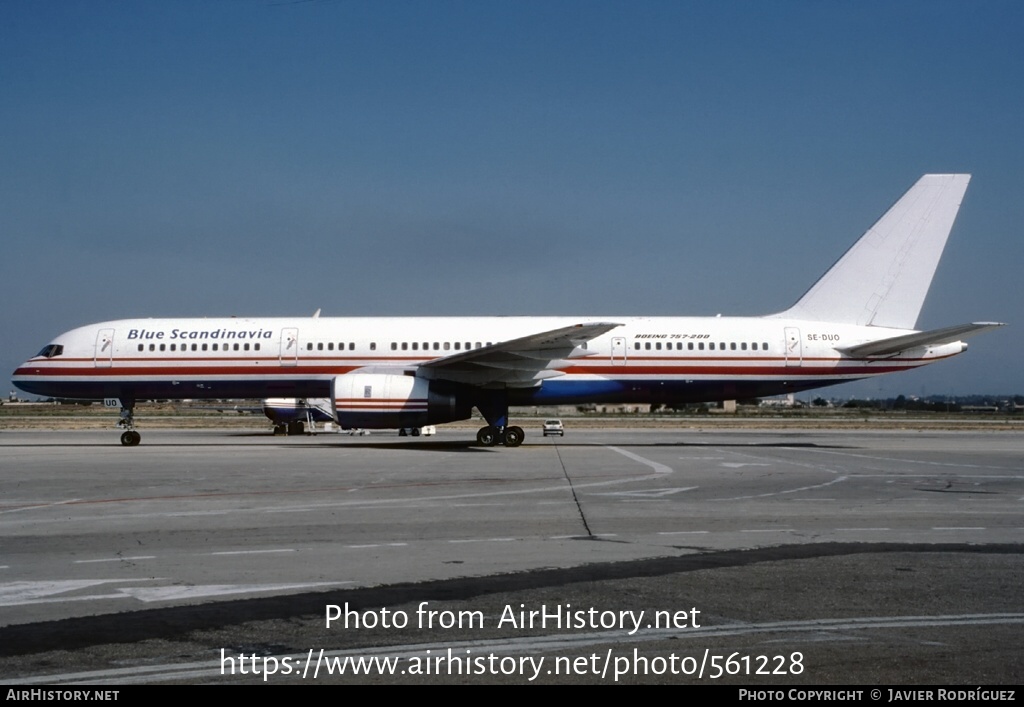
[332,373,469,429]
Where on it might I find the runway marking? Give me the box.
[592,487,697,498]
[657,530,709,535]
[345,543,408,549]
[0,498,82,515]
[0,579,345,607]
[119,583,342,602]
[713,475,849,501]
[720,463,771,469]
[741,528,795,533]
[448,538,516,544]
[15,613,1024,685]
[0,579,158,606]
[836,527,890,531]
[604,446,673,475]
[793,448,1024,473]
[933,527,985,531]
[74,556,156,564]
[209,549,297,556]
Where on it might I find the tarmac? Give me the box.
[1,426,1021,684]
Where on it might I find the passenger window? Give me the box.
[370,342,376,351]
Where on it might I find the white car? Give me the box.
[542,419,564,437]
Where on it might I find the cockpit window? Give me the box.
[35,344,64,358]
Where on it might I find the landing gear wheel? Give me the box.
[120,431,141,446]
[502,426,524,447]
[477,426,499,447]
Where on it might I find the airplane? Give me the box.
[12,174,1004,447]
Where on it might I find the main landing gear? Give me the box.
[117,403,141,446]
[474,391,524,447]
[476,425,524,448]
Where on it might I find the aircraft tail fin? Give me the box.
[774,174,971,329]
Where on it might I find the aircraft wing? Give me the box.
[417,321,622,386]
[836,322,1005,358]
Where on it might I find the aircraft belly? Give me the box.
[515,378,854,406]
[10,377,330,401]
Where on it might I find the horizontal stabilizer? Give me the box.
[836,322,1005,357]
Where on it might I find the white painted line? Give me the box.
[0,498,83,515]
[208,549,297,556]
[593,487,697,498]
[121,582,344,602]
[932,527,985,531]
[604,446,673,474]
[741,529,795,533]
[657,530,709,535]
[74,556,157,564]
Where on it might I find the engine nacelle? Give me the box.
[332,373,469,429]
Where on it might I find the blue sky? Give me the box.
[3,1,1021,398]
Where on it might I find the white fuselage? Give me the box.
[12,315,962,408]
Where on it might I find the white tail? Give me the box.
[776,174,971,329]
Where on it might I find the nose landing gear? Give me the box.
[116,401,141,446]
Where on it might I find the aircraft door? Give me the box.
[611,337,627,365]
[95,328,115,368]
[281,328,299,366]
[784,327,802,367]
